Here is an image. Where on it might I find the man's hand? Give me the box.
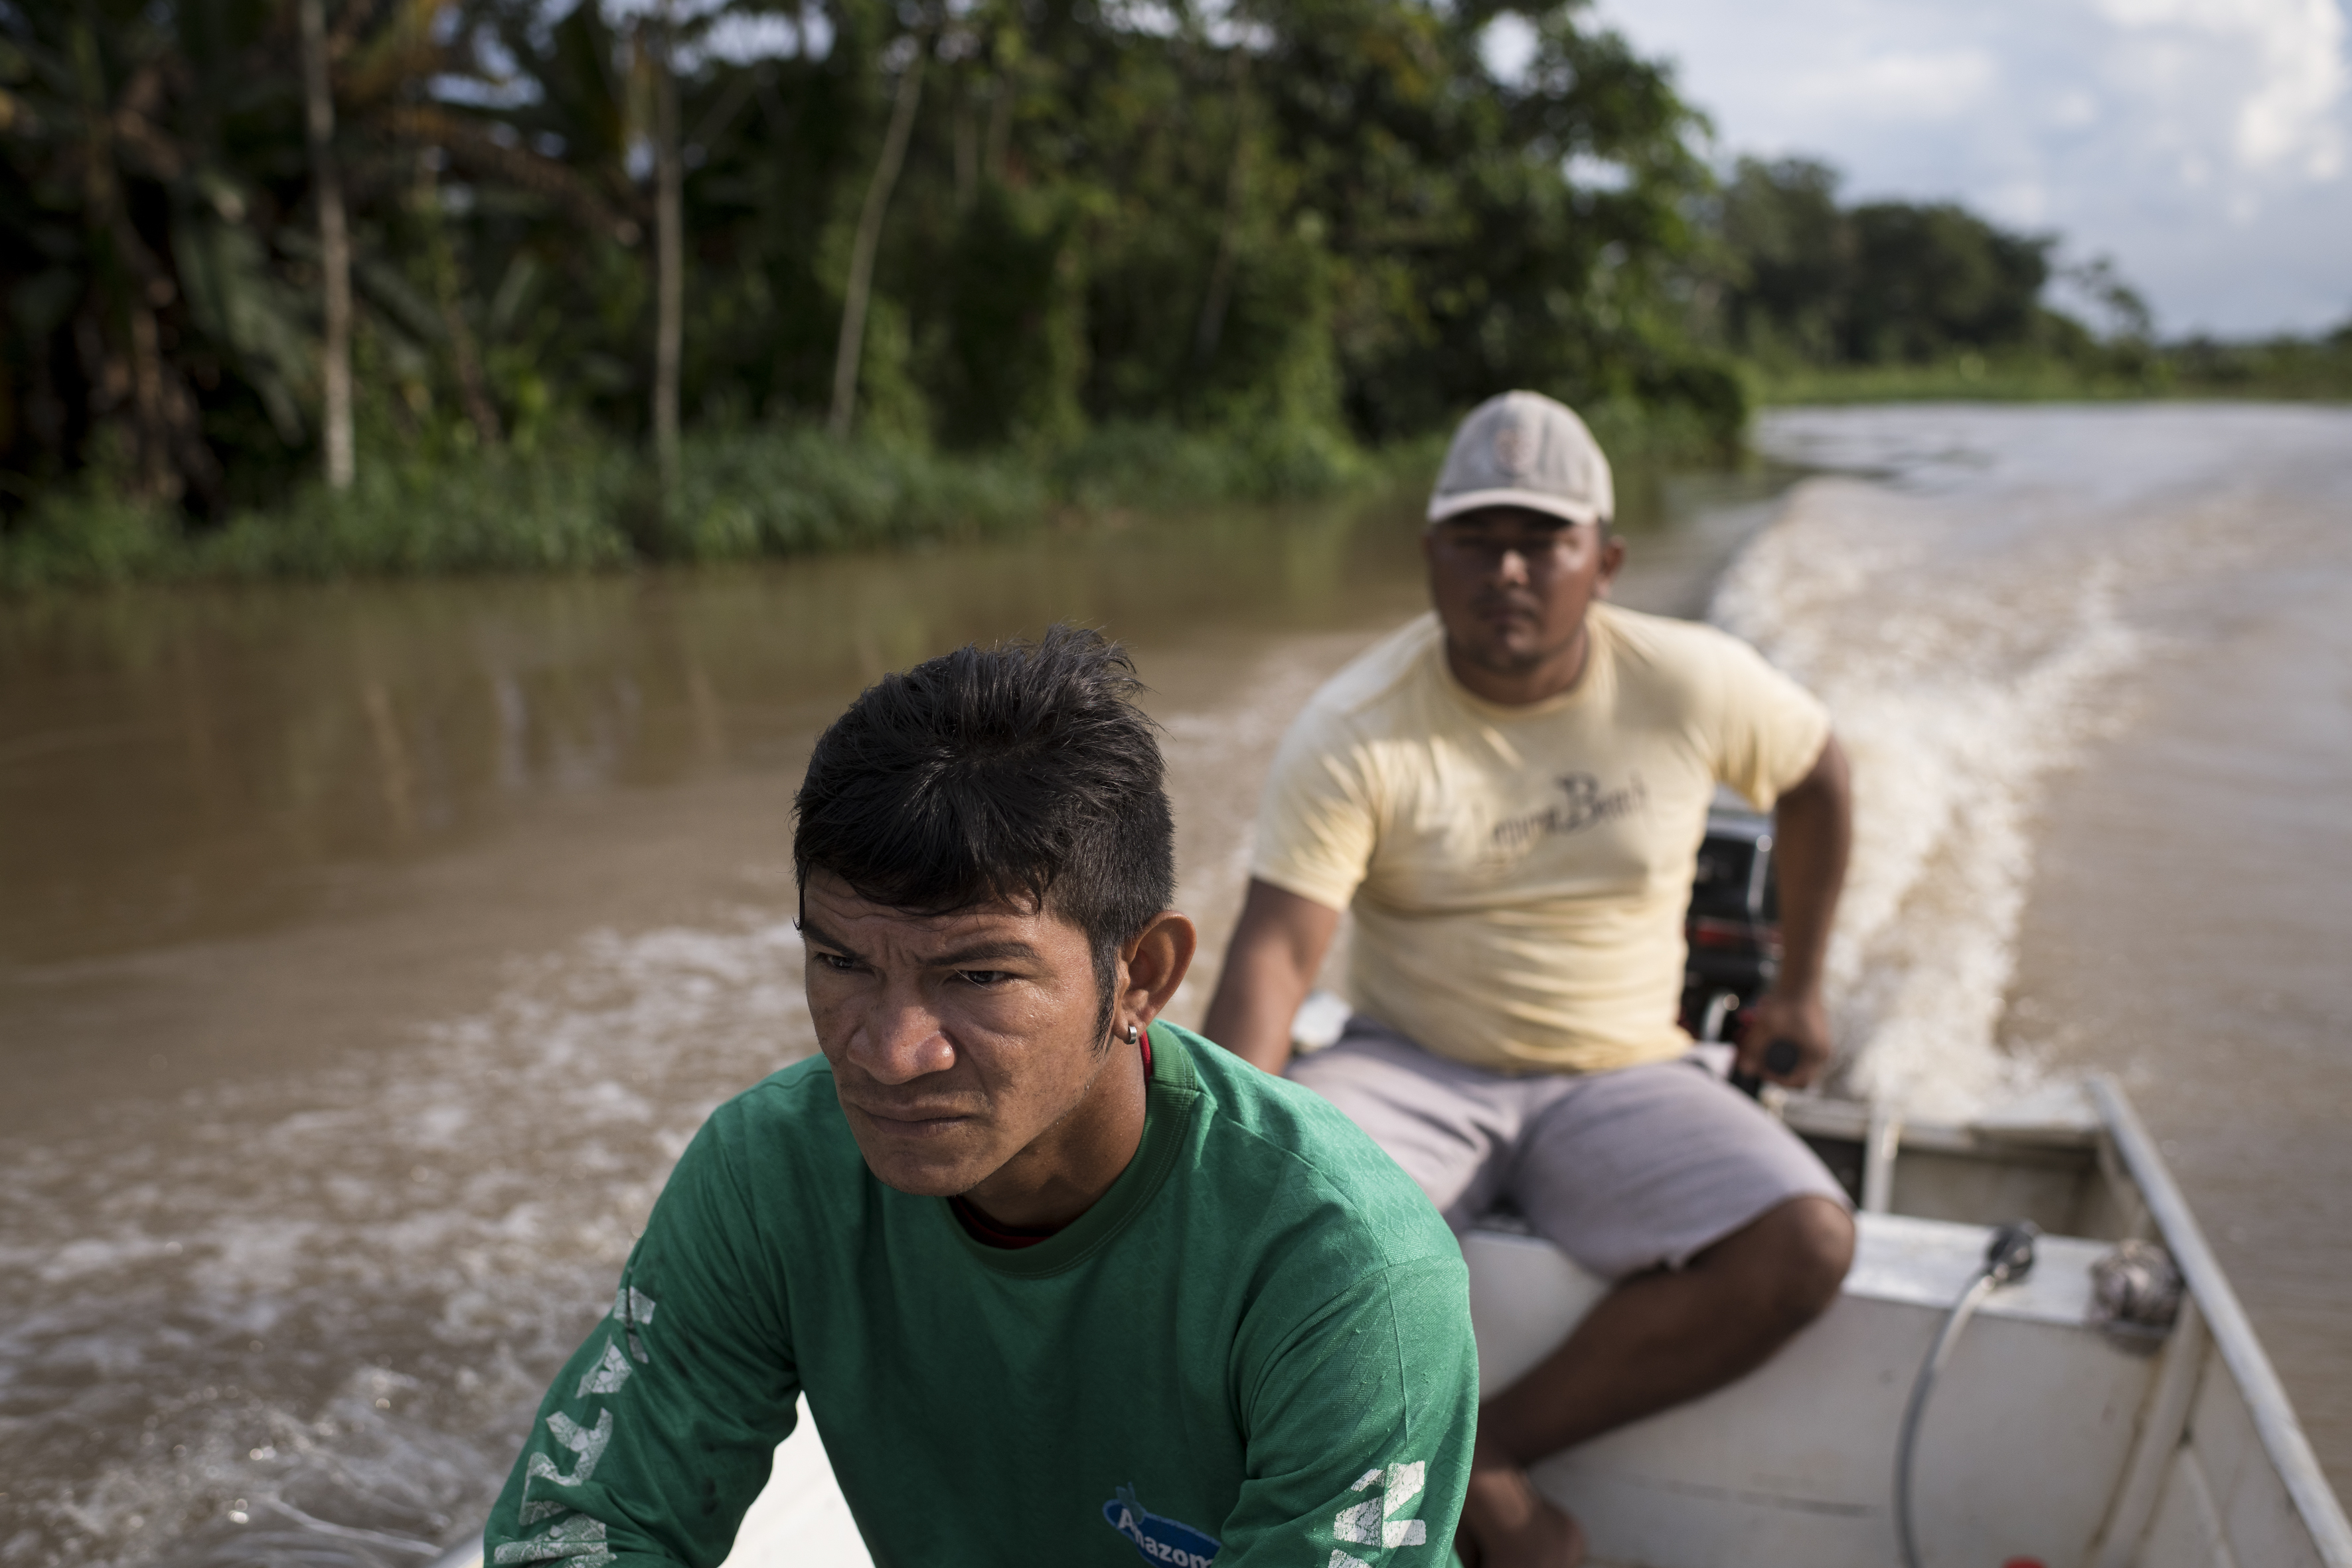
[1748,733,1851,1091]
[1201,880,1342,1075]
[1738,988,1832,1089]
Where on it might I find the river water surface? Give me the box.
[2,406,2347,1565]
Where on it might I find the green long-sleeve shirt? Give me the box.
[485,1022,1477,1567]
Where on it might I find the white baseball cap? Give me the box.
[1426,390,1614,528]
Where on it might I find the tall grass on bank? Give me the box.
[0,390,1759,593]
[0,416,1434,593]
[1745,336,2352,408]
[645,430,1046,562]
[1748,354,2154,406]
[1,443,641,591]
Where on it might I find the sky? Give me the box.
[1571,0,2352,337]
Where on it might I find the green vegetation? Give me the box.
[0,416,1439,590]
[1741,342,2352,408]
[1707,158,2352,407]
[1,0,1745,588]
[1742,355,2159,407]
[5,9,2345,591]
[1712,159,2078,369]
[2159,332,2352,401]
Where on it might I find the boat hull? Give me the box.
[430,1077,2348,1568]
[1472,1215,2156,1567]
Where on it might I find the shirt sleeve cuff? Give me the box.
[1247,861,1359,915]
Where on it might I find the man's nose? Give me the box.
[851,994,955,1084]
[1494,546,1533,586]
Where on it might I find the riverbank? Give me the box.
[23,356,2349,595]
[24,357,2351,594]
[0,392,1767,595]
[0,422,1376,593]
[1748,336,2352,407]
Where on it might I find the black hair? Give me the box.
[792,625,1176,1040]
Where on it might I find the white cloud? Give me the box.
[1480,13,1539,84]
[1595,0,2352,333]
[1982,179,2051,226]
[1803,47,1999,121]
[1566,151,1633,191]
[692,12,818,66]
[2051,90,2100,129]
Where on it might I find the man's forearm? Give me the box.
[1203,945,1310,1073]
[1770,735,1851,1000]
[1741,736,1850,1086]
[1202,880,1341,1074]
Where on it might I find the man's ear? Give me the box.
[1595,529,1626,597]
[1119,912,1199,1030]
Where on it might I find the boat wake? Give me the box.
[1714,473,2142,1117]
[1713,403,2331,1120]
[0,915,812,1568]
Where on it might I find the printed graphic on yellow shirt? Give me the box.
[1253,605,1829,1071]
[1489,771,1651,856]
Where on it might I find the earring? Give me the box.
[1126,1023,1140,1044]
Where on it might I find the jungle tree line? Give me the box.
[1709,156,2154,367]
[1,0,1745,523]
[1,0,2157,532]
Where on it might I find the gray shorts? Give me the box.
[1287,1018,1850,1280]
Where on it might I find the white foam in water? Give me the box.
[1714,473,2144,1117]
[0,913,814,1568]
[1709,403,2343,1120]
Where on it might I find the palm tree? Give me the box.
[649,4,682,497]
[297,0,354,489]
[828,17,932,441]
[0,8,220,507]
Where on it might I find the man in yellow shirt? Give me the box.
[1204,391,1857,1568]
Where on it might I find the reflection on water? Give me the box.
[0,501,1429,969]
[0,471,1786,1568]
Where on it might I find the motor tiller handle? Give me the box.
[1729,1037,1802,1099]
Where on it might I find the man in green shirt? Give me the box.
[485,627,1478,1568]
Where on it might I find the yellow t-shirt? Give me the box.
[1251,603,1830,1075]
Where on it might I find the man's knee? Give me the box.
[1703,1194,1855,1332]
[1763,1194,1855,1324]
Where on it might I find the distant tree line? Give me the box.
[1702,157,2352,402]
[7,1,2340,568]
[1707,156,2145,368]
[0,0,1745,530]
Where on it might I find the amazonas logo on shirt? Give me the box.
[1103,1485,1219,1567]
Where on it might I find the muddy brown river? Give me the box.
[2,406,2347,1565]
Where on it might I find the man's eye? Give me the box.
[959,969,1011,987]
[815,952,860,973]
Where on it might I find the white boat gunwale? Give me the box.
[2086,1075,2352,1568]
